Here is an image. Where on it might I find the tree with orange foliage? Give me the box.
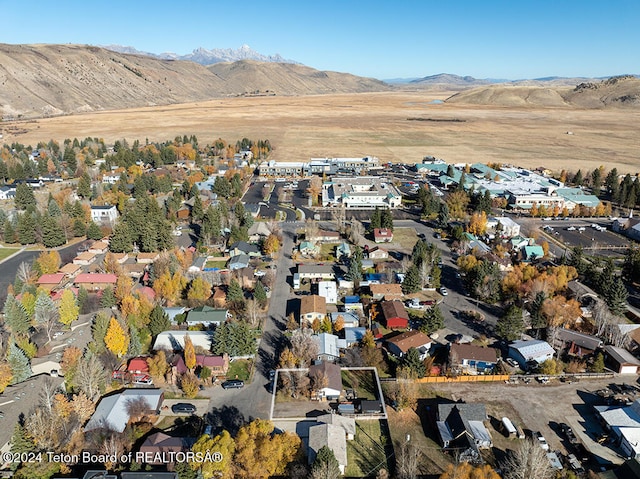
[103,252,123,275]
[439,462,501,479]
[120,294,140,319]
[152,271,186,305]
[184,334,196,371]
[467,211,488,236]
[530,202,539,217]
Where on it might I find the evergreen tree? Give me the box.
[605,277,629,317]
[191,194,204,222]
[495,305,524,341]
[128,325,143,357]
[369,207,381,233]
[253,281,267,307]
[91,312,110,353]
[10,422,36,455]
[529,291,547,330]
[346,256,363,284]
[573,169,583,186]
[63,146,77,173]
[227,279,244,304]
[77,286,89,314]
[100,286,117,308]
[149,304,171,337]
[41,215,66,248]
[72,218,86,237]
[605,168,619,199]
[8,343,32,384]
[401,347,426,378]
[3,294,30,337]
[420,305,444,334]
[14,183,36,210]
[109,222,132,253]
[311,445,341,479]
[401,265,422,294]
[3,219,16,244]
[48,199,62,217]
[381,208,394,230]
[16,213,36,245]
[77,172,91,198]
[590,352,605,373]
[436,202,450,229]
[86,221,103,240]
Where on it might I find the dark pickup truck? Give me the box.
[560,423,579,445]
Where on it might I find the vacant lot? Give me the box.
[4,91,639,175]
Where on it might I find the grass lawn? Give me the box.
[0,248,19,261]
[227,359,251,381]
[346,420,393,477]
[342,369,379,400]
[391,228,419,251]
[319,243,339,260]
[204,260,227,269]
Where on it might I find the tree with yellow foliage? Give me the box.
[191,430,236,479]
[115,275,133,304]
[333,315,345,332]
[58,289,79,326]
[187,277,212,303]
[0,362,13,393]
[467,211,488,237]
[233,419,302,479]
[35,250,61,275]
[439,462,501,479]
[120,294,140,319]
[153,271,186,305]
[104,317,129,358]
[184,334,196,371]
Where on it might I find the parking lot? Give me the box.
[540,220,631,257]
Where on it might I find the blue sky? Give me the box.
[2,0,638,80]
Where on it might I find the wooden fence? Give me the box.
[414,374,510,384]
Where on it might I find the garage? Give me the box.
[604,345,640,375]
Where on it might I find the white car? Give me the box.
[534,432,549,451]
[578,227,586,232]
[254,270,266,277]
[567,226,576,231]
[439,287,448,296]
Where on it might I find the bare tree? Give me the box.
[305,219,320,243]
[16,261,35,286]
[396,441,421,479]
[348,219,364,245]
[76,352,108,400]
[245,298,261,327]
[331,206,346,235]
[125,397,152,423]
[290,328,319,366]
[501,439,553,479]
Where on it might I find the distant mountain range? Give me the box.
[103,44,298,66]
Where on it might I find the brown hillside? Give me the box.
[0,43,389,120]
[446,76,640,109]
[207,60,391,96]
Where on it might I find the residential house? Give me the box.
[195,354,229,376]
[298,263,344,281]
[329,312,360,329]
[449,344,498,374]
[522,244,545,262]
[188,256,207,274]
[176,206,191,220]
[554,329,602,358]
[309,230,340,243]
[127,357,149,374]
[604,345,640,374]
[386,331,432,360]
[73,273,118,291]
[102,172,122,184]
[308,361,342,400]
[344,327,367,347]
[123,263,147,279]
[343,296,364,316]
[436,402,493,461]
[336,242,351,261]
[248,222,272,242]
[73,251,97,266]
[316,281,338,304]
[307,424,348,475]
[299,241,320,257]
[88,241,109,255]
[613,218,640,242]
[313,333,345,362]
[111,252,129,264]
[36,273,66,292]
[508,340,555,370]
[228,241,261,258]
[90,205,119,225]
[0,185,16,200]
[300,295,327,326]
[137,252,160,264]
[184,306,227,328]
[368,247,389,259]
[379,300,409,329]
[369,283,403,301]
[58,263,82,279]
[315,414,356,440]
[138,432,195,466]
[373,228,393,243]
[228,254,250,271]
[153,331,214,352]
[596,399,640,460]
[85,388,164,433]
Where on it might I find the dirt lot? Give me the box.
[4,91,640,175]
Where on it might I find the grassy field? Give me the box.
[6,91,640,176]
[346,420,393,477]
[0,248,19,261]
[342,369,379,400]
[389,227,419,252]
[227,359,251,381]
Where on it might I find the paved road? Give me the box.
[207,221,300,421]
[0,241,81,307]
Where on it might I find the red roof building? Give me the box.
[127,357,150,374]
[73,273,118,290]
[36,273,66,291]
[373,228,393,243]
[379,300,409,329]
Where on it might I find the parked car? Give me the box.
[171,403,196,414]
[505,358,519,368]
[221,379,245,389]
[567,226,576,231]
[439,287,448,296]
[534,431,549,451]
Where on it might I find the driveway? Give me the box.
[207,221,301,422]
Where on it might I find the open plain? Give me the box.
[3,90,639,174]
